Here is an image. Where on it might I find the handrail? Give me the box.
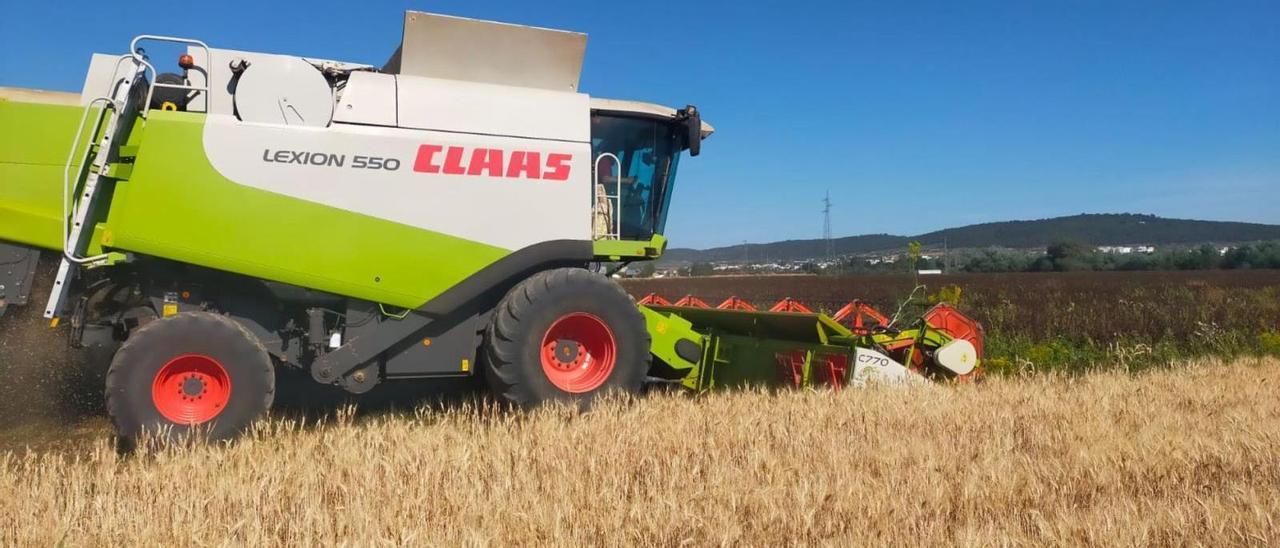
[593,153,622,240]
[128,35,213,118]
[61,96,118,265]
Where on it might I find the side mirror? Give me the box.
[679,105,701,157]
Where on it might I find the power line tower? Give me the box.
[822,190,833,260]
[943,237,949,272]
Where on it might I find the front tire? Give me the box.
[482,268,649,406]
[106,312,274,447]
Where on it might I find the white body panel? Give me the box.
[80,53,136,104]
[334,72,397,126]
[395,75,589,142]
[185,47,589,143]
[851,348,923,388]
[591,98,716,137]
[202,115,592,250]
[233,56,334,127]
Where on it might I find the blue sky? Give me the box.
[2,0,1275,248]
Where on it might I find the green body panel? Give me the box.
[0,100,92,250]
[102,111,510,308]
[1,100,137,258]
[0,102,516,308]
[592,234,667,260]
[695,334,851,389]
[638,305,701,383]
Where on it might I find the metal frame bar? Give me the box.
[593,153,622,240]
[128,35,213,119]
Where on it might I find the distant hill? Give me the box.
[662,214,1280,263]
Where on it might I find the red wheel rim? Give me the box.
[540,312,617,393]
[151,354,232,425]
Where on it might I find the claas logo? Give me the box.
[413,144,572,181]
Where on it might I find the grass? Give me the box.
[3,356,1278,545]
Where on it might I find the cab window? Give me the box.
[590,114,683,240]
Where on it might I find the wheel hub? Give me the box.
[151,354,232,424]
[551,339,583,369]
[181,375,206,398]
[539,312,618,393]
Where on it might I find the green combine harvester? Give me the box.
[0,11,983,445]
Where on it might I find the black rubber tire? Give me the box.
[149,73,189,111]
[106,312,274,447]
[482,268,650,406]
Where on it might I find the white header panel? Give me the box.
[385,11,586,92]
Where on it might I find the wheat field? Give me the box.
[2,357,1278,546]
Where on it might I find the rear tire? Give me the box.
[482,268,649,406]
[106,311,274,447]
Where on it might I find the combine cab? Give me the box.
[0,11,981,446]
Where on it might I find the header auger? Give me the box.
[0,10,980,446]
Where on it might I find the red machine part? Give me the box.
[151,354,232,425]
[717,296,757,311]
[638,293,670,305]
[646,295,819,313]
[832,300,891,335]
[540,312,618,393]
[774,351,805,387]
[813,354,848,389]
[673,295,711,308]
[769,298,813,313]
[922,303,985,361]
[773,351,849,389]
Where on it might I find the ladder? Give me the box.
[44,36,211,320]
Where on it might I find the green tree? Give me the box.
[1044,240,1096,271]
[961,248,1033,273]
[1175,244,1220,270]
[688,262,715,277]
[907,241,923,270]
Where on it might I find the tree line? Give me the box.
[952,241,1280,273]
[656,241,1280,277]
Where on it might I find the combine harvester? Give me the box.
[0,11,982,444]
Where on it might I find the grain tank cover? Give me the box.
[383,11,587,92]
